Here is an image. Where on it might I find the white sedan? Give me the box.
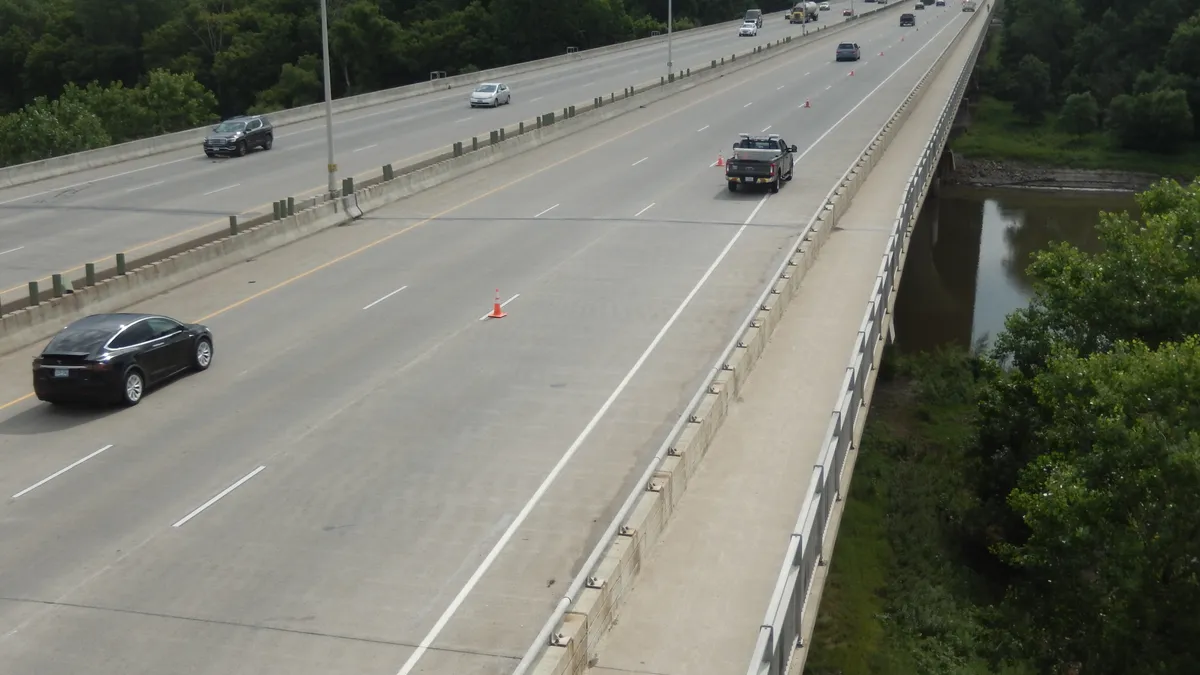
[820,2,830,8]
[739,20,758,36]
[469,82,511,107]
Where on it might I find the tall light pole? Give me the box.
[319,0,337,198]
[667,0,673,77]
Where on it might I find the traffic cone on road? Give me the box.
[487,289,507,319]
[804,98,811,108]
[850,70,855,76]
[880,51,884,56]
[716,154,725,167]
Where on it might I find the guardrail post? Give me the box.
[116,253,126,275]
[686,68,690,76]
[52,274,65,298]
[228,215,238,235]
[732,53,736,61]
[569,105,575,116]
[287,197,295,216]
[546,112,555,125]
[490,130,499,144]
[383,164,394,181]
[472,136,479,151]
[454,141,464,156]
[342,177,354,195]
[273,201,282,219]
[712,59,717,68]
[85,263,96,286]
[28,282,38,306]
[610,92,614,102]
[661,76,665,85]
[519,121,525,134]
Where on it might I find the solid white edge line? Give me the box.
[634,203,656,217]
[534,204,559,218]
[478,293,521,320]
[12,445,114,499]
[363,285,409,310]
[171,466,266,528]
[394,192,771,675]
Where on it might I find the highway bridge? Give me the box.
[0,2,992,674]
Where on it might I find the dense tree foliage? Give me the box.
[983,0,1200,152]
[0,0,784,167]
[958,178,1200,674]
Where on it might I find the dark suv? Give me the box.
[203,115,274,158]
[900,12,916,24]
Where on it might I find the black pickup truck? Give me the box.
[726,134,798,193]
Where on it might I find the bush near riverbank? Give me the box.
[804,347,1036,675]
[950,0,1200,178]
[806,178,1200,675]
[950,96,1200,178]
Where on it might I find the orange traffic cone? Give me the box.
[849,70,854,76]
[804,98,811,108]
[879,51,884,56]
[487,288,507,319]
[716,154,725,167]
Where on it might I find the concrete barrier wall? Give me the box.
[0,2,907,356]
[745,6,993,675]
[0,11,788,191]
[509,8,981,675]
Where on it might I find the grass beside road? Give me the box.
[950,96,1200,178]
[803,348,1035,675]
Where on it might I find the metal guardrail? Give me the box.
[743,6,992,675]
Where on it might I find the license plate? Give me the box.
[54,368,69,378]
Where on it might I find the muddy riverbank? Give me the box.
[945,155,1166,192]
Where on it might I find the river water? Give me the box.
[892,186,1140,354]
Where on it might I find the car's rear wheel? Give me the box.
[770,177,780,194]
[192,337,214,371]
[121,369,145,407]
[262,135,273,150]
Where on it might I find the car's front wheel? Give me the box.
[192,337,214,371]
[121,368,145,407]
[236,141,247,157]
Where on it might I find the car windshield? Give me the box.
[44,328,112,353]
[214,121,246,133]
[838,43,855,49]
[475,84,497,93]
[738,140,777,149]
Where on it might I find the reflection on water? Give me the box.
[892,186,1139,354]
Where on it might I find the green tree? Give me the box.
[0,95,109,166]
[998,337,1200,675]
[969,178,1200,553]
[1108,88,1194,152]
[139,68,219,134]
[1012,54,1052,122]
[1057,91,1098,137]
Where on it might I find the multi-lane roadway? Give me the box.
[0,4,969,674]
[0,5,862,298]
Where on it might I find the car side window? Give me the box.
[247,119,261,131]
[145,317,183,338]
[110,322,155,349]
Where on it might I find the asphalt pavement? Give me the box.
[0,5,965,674]
[0,3,865,298]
